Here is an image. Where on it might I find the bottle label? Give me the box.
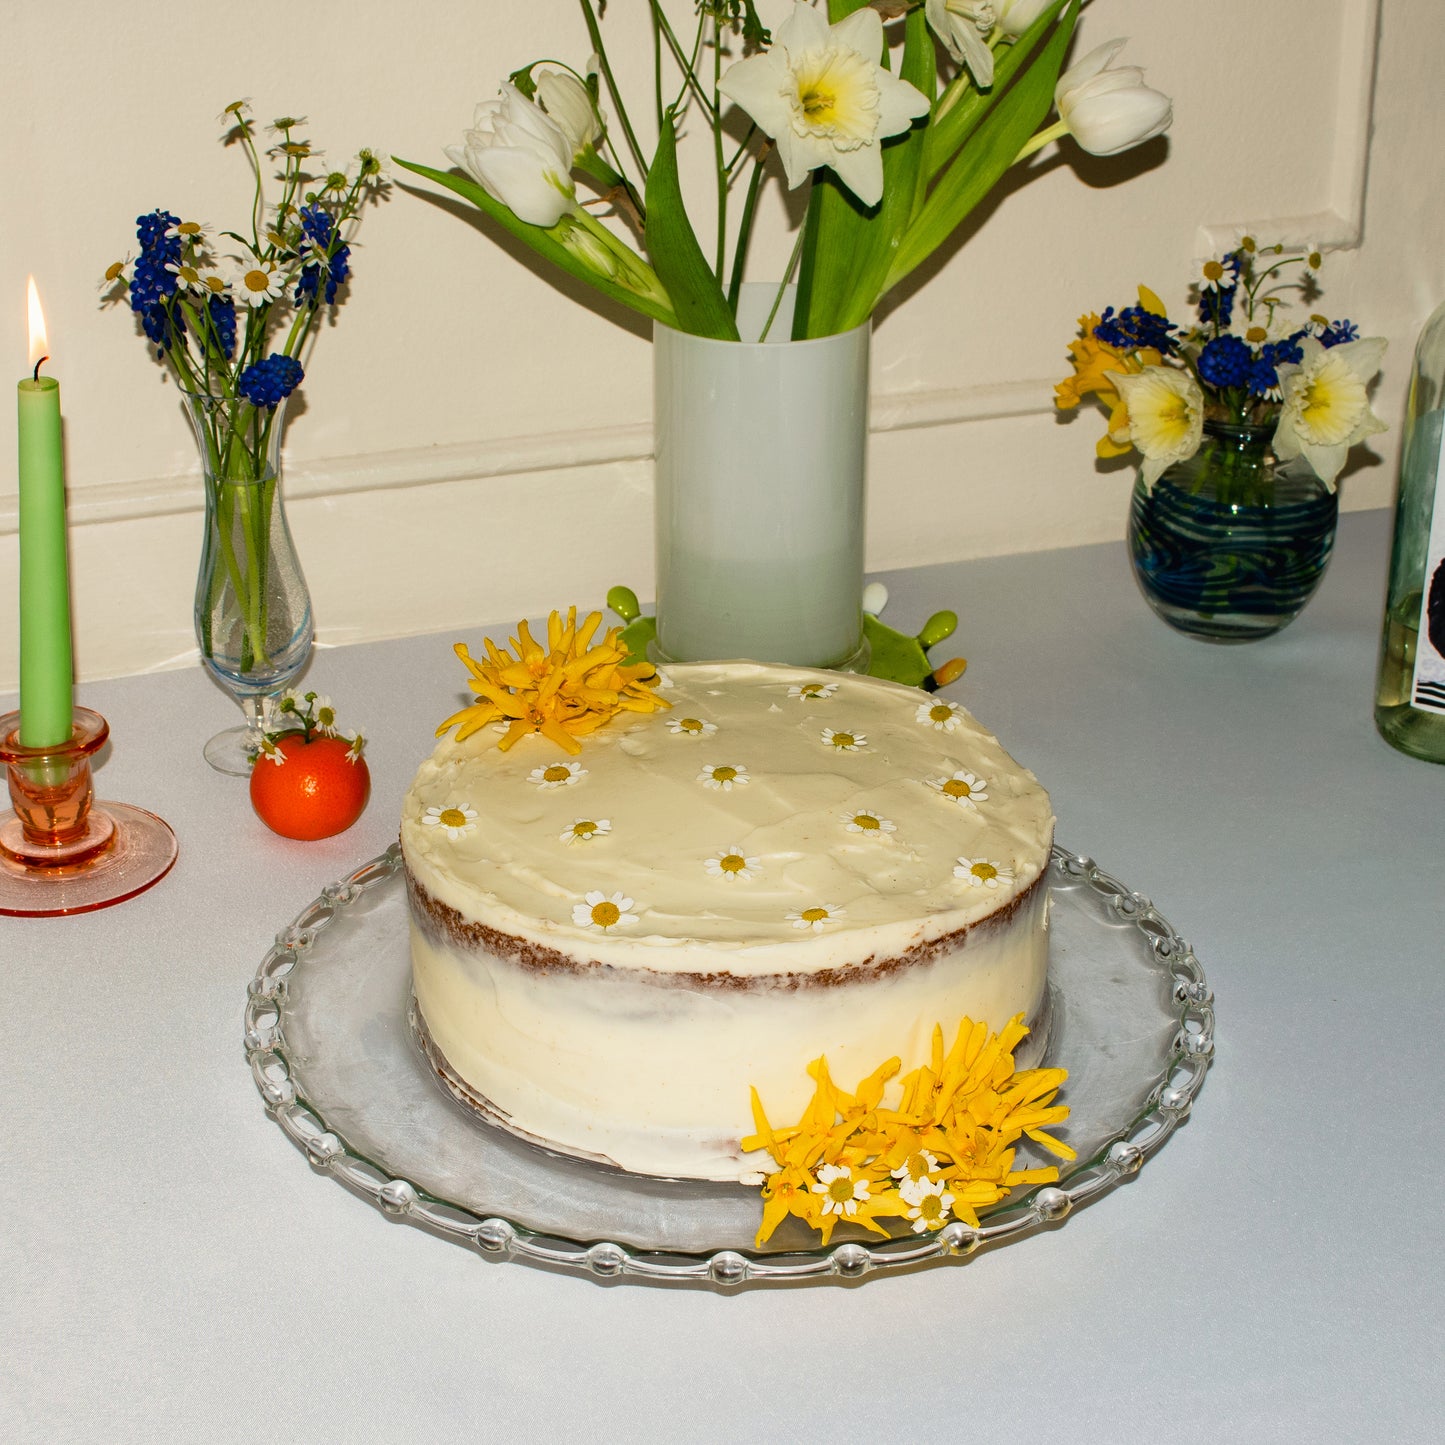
[1410,421,1445,714]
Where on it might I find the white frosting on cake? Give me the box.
[402,661,1055,1181]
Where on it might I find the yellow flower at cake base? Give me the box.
[437,607,669,755]
[741,1014,1072,1248]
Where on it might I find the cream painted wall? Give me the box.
[0,0,1438,688]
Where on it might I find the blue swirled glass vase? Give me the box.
[1127,421,1339,642]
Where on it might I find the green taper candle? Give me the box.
[17,278,74,748]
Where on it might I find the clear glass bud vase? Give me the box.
[1127,420,1339,642]
[185,392,313,774]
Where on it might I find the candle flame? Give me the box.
[27,276,49,372]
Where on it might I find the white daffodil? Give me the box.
[231,258,285,308]
[996,0,1054,37]
[1054,39,1172,156]
[1109,365,1205,489]
[1272,335,1388,489]
[925,1,997,89]
[445,83,578,228]
[718,1,930,208]
[535,69,602,161]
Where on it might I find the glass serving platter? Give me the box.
[244,844,1214,1288]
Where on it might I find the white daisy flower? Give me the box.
[812,1162,870,1218]
[916,698,964,732]
[655,669,676,689]
[561,817,611,844]
[530,760,586,789]
[705,847,760,881]
[899,1175,954,1233]
[421,803,478,840]
[843,811,896,836]
[164,261,208,293]
[698,763,749,791]
[821,727,866,752]
[788,681,837,701]
[572,890,638,930]
[890,1149,940,1183]
[666,715,717,737]
[954,857,1014,889]
[198,268,229,296]
[787,904,842,931]
[928,769,988,809]
[343,728,366,761]
[309,694,338,735]
[165,219,208,244]
[231,258,286,307]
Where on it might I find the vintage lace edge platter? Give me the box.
[243,843,1215,1289]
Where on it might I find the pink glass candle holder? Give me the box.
[1,707,114,865]
[0,707,177,916]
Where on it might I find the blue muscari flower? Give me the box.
[1245,358,1280,398]
[136,209,182,262]
[299,204,334,248]
[1320,318,1358,348]
[1197,334,1251,389]
[1094,304,1178,356]
[237,353,305,408]
[295,242,352,307]
[1198,285,1236,329]
[325,243,350,304]
[1263,332,1306,368]
[207,295,237,359]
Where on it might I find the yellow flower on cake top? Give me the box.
[438,607,669,755]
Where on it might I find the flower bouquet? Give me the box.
[1057,236,1387,497]
[105,105,384,769]
[396,0,1171,341]
[1057,238,1388,639]
[395,1,1171,667]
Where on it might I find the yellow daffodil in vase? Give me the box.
[399,0,1172,667]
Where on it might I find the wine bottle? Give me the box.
[1375,300,1445,761]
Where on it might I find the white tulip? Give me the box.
[536,70,602,161]
[1054,39,1172,156]
[995,0,1054,38]
[445,83,578,228]
[718,1,929,209]
[924,1,997,88]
